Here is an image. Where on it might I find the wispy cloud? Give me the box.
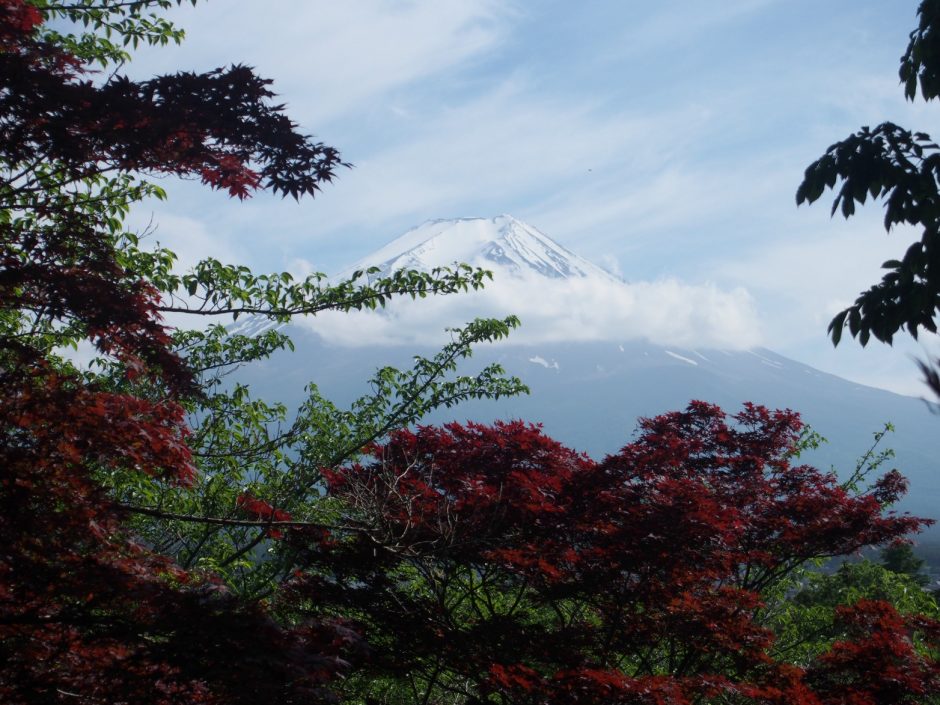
[132,0,514,126]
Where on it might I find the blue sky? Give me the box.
[126,0,940,396]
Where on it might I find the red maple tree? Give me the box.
[300,404,938,705]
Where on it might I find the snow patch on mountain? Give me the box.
[665,350,698,366]
[529,355,560,370]
[227,315,286,338]
[749,350,784,369]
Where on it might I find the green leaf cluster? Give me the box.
[768,561,939,665]
[797,1,940,392]
[34,0,192,66]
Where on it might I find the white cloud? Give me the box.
[297,270,762,349]
[711,212,919,347]
[598,254,623,278]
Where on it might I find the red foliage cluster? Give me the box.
[0,0,41,41]
[0,336,359,705]
[236,491,293,522]
[0,1,344,200]
[0,221,196,394]
[236,492,293,538]
[0,4,358,702]
[808,600,940,705]
[305,404,937,705]
[321,420,588,553]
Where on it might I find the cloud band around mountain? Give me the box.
[300,270,762,349]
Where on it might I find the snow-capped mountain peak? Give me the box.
[238,215,761,351]
[339,215,620,282]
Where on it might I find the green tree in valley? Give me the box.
[882,542,932,586]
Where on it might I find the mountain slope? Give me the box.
[240,332,939,531]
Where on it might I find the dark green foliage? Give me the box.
[881,543,932,586]
[797,0,940,395]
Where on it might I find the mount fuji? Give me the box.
[277,215,761,349]
[235,216,940,538]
